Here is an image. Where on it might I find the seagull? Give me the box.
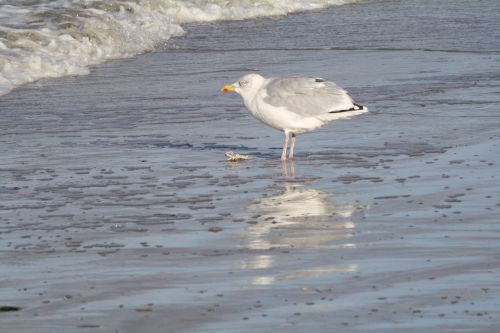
[221,73,368,161]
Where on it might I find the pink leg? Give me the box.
[281,131,289,161]
[281,160,288,177]
[289,133,296,160]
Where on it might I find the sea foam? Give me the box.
[0,0,359,96]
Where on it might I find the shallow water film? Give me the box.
[1,0,500,332]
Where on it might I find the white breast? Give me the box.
[244,91,325,133]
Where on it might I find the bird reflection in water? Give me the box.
[281,160,295,177]
[241,165,365,285]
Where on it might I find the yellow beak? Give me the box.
[221,84,235,93]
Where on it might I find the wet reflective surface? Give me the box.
[243,178,363,286]
[1,0,500,332]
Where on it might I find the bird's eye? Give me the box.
[239,80,248,87]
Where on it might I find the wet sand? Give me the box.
[1,0,500,332]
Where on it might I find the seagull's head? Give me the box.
[221,73,265,98]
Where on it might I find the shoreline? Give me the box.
[1,1,500,332]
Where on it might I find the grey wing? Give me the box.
[262,77,356,117]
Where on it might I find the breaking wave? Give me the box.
[0,0,360,96]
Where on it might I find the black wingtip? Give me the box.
[353,103,365,110]
[329,103,366,114]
